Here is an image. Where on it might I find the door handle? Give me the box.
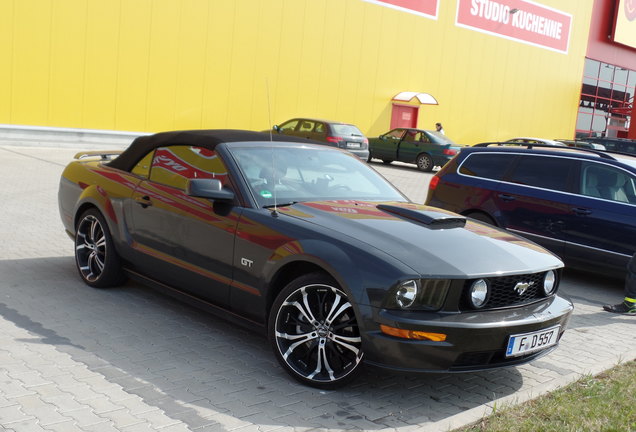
[135,195,152,208]
[497,194,516,202]
[572,207,592,216]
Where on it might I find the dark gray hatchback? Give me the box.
[270,117,369,160]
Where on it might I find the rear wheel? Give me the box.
[269,273,363,389]
[465,211,497,226]
[416,153,434,172]
[75,209,126,288]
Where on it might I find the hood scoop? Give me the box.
[377,205,466,229]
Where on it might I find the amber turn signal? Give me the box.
[380,325,447,342]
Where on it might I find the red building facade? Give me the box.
[578,0,636,139]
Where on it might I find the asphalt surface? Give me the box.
[0,141,634,432]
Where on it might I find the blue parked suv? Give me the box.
[426,143,636,277]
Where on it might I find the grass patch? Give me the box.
[456,361,636,432]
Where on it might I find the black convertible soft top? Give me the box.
[108,129,318,172]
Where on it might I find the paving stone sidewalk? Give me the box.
[0,143,634,432]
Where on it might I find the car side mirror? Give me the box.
[380,135,387,141]
[187,178,234,201]
[273,125,281,133]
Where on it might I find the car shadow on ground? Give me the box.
[367,159,441,173]
[0,256,531,430]
[558,268,630,332]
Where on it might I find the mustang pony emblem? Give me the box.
[514,282,533,295]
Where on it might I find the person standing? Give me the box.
[435,122,445,135]
[603,252,636,315]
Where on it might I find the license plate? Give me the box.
[346,142,361,149]
[506,325,560,357]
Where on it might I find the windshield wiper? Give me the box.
[263,201,298,209]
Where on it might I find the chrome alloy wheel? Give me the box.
[273,284,362,385]
[75,214,107,283]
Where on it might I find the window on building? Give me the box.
[576,58,634,139]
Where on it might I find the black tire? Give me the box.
[268,272,363,389]
[416,153,434,172]
[465,211,497,226]
[75,208,126,288]
[381,159,393,165]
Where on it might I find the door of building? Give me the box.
[390,104,418,129]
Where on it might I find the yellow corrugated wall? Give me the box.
[0,0,593,144]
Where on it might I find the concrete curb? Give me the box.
[422,348,636,432]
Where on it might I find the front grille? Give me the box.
[461,272,547,311]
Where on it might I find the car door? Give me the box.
[563,160,636,273]
[372,129,404,161]
[128,145,240,306]
[397,130,429,163]
[313,121,328,143]
[296,119,316,140]
[494,154,576,259]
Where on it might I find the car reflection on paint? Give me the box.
[58,129,573,389]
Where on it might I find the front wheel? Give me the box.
[269,273,363,389]
[75,209,126,288]
[416,153,434,172]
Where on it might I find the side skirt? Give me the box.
[124,268,267,336]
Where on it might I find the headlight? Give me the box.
[542,271,557,296]
[384,279,449,310]
[469,279,489,309]
[395,280,419,308]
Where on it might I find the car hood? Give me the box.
[277,200,561,277]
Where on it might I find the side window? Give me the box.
[459,153,514,180]
[314,123,326,134]
[148,145,229,190]
[508,156,572,192]
[280,120,298,132]
[403,130,418,142]
[299,120,314,132]
[386,129,404,139]
[580,162,636,204]
[418,132,431,143]
[131,152,154,178]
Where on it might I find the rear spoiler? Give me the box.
[73,150,123,161]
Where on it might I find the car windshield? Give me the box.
[229,145,406,207]
[331,124,364,137]
[428,131,457,145]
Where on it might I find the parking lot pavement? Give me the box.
[1,143,634,432]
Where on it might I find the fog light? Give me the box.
[542,271,557,296]
[396,280,419,308]
[469,279,489,308]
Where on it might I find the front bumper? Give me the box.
[359,294,573,372]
